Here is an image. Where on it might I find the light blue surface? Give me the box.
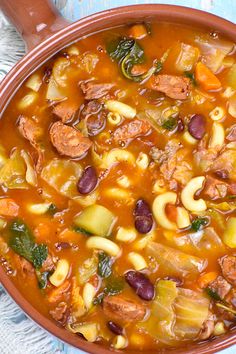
[56,1,236,353]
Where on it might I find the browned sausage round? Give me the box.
[50,121,92,158]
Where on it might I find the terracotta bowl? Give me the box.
[0,1,236,353]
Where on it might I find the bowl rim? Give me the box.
[1,4,236,354]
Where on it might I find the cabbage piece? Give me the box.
[166,42,199,72]
[140,280,178,344]
[0,149,28,189]
[195,35,234,73]
[146,242,206,279]
[174,288,209,339]
[140,280,209,345]
[41,158,82,198]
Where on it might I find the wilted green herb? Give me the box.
[32,244,48,269]
[105,276,124,295]
[98,252,112,278]
[162,116,177,131]
[191,217,208,232]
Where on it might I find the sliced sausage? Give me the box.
[148,74,190,100]
[113,119,151,142]
[52,101,78,123]
[50,121,92,158]
[208,275,231,300]
[219,255,236,286]
[80,82,114,100]
[103,295,146,322]
[18,115,42,146]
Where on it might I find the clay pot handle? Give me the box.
[0,0,70,51]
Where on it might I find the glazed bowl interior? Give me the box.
[1,4,236,354]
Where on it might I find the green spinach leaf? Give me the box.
[98,252,112,278]
[32,244,48,269]
[9,219,35,262]
[36,270,50,290]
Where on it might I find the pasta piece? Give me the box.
[181,176,206,212]
[105,100,136,119]
[128,252,147,270]
[86,237,121,257]
[49,259,70,287]
[152,192,177,230]
[116,227,137,242]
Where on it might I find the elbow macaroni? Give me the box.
[86,237,121,257]
[181,176,207,212]
[105,100,136,119]
[176,207,191,229]
[49,259,70,287]
[152,192,177,230]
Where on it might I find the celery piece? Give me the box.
[74,204,116,237]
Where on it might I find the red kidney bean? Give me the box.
[134,199,153,234]
[77,166,97,194]
[134,199,152,217]
[125,271,154,301]
[107,321,123,335]
[188,114,206,140]
[135,216,153,234]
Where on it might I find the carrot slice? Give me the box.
[128,24,147,39]
[0,198,19,217]
[198,271,218,289]
[195,62,222,91]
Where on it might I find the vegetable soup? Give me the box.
[1,21,236,350]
